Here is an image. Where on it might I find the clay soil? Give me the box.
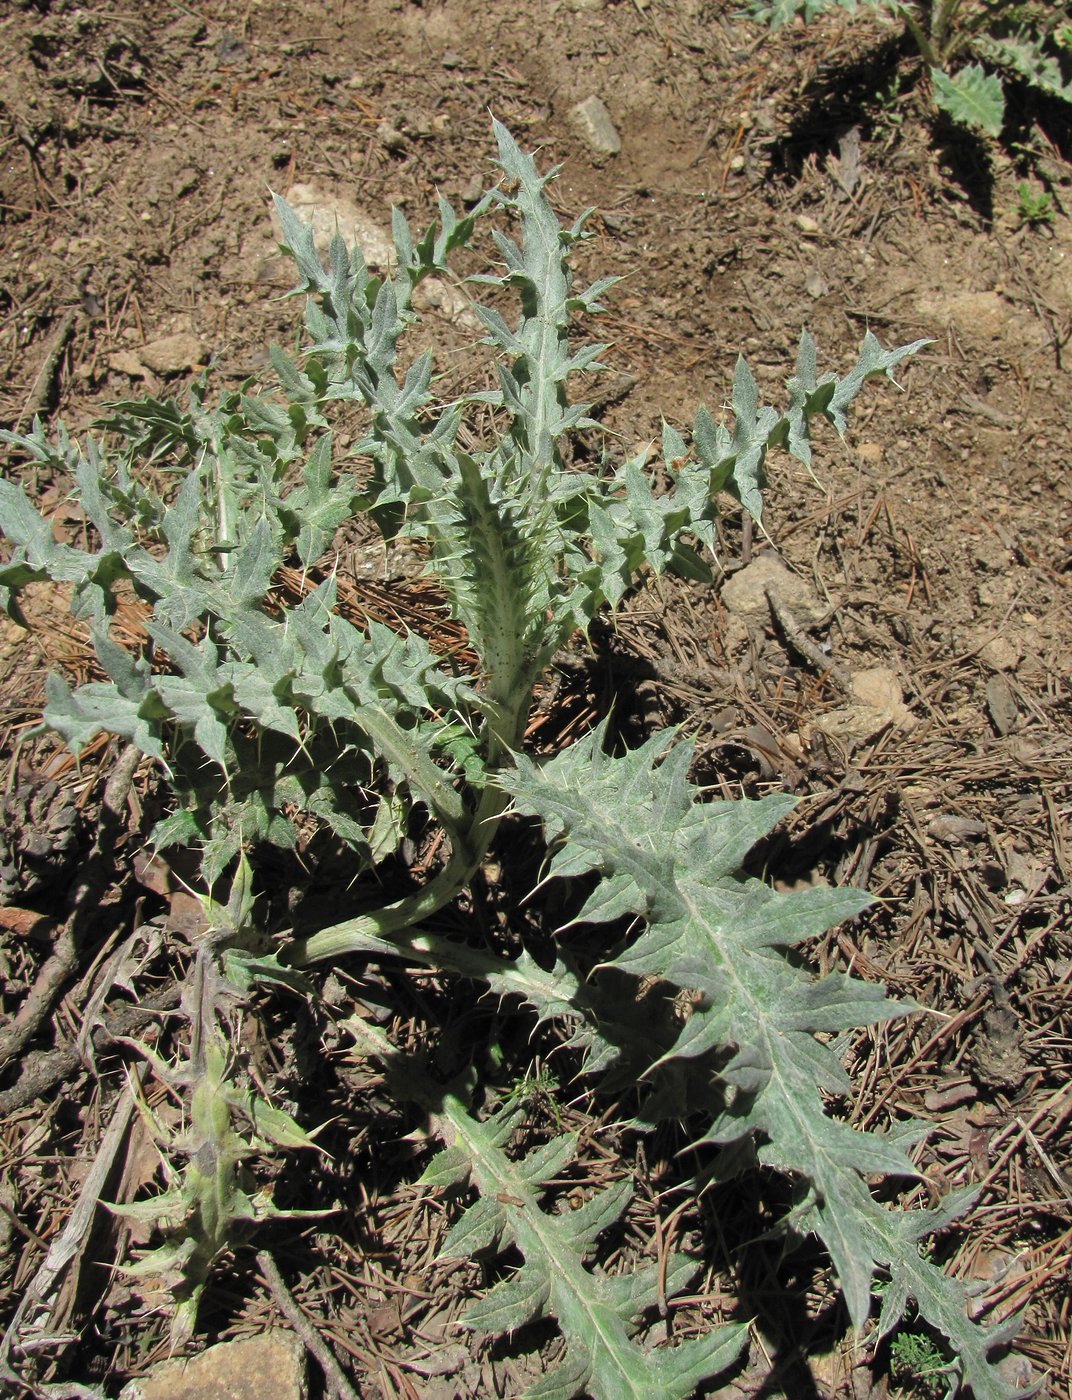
[1,1,1070,1397]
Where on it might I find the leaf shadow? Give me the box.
[764,32,916,188]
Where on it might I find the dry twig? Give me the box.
[15,310,76,430]
[257,1250,362,1400]
[0,743,140,1069]
[0,1065,145,1386]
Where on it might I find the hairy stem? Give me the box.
[292,692,527,966]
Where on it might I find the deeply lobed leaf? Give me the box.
[347,1018,748,1400]
[501,724,1027,1398]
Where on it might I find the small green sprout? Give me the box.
[1016,181,1054,227]
[890,1328,951,1398]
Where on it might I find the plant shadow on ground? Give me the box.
[1001,79,1072,184]
[764,31,1000,219]
[764,32,917,183]
[694,1167,844,1400]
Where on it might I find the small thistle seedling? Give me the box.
[1016,181,1054,226]
[744,0,1072,137]
[0,125,1028,1396]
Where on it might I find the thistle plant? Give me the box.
[0,123,1027,1395]
[744,0,1072,136]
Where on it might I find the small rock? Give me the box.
[173,166,200,198]
[985,672,1018,735]
[459,173,485,206]
[720,553,828,630]
[849,666,908,716]
[794,214,821,235]
[926,814,987,844]
[728,154,746,173]
[108,349,155,381]
[120,1332,305,1400]
[278,184,395,268]
[855,441,883,465]
[805,268,827,298]
[377,121,407,154]
[137,333,207,376]
[977,634,1021,672]
[564,0,607,8]
[810,667,914,746]
[810,705,890,746]
[569,95,621,157]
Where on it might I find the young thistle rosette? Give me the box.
[0,123,1024,1395]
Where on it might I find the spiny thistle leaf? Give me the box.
[501,723,1026,1398]
[346,1018,747,1400]
[110,959,325,1345]
[0,125,971,1393]
[931,64,1005,136]
[743,0,887,28]
[976,30,1072,104]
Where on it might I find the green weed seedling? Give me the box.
[1016,180,1054,226]
[744,0,1072,137]
[890,1326,956,1398]
[0,124,1028,1396]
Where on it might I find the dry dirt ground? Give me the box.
[0,1,1070,1397]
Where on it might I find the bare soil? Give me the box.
[1,1,1070,1397]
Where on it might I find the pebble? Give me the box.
[120,1332,305,1400]
[377,121,407,154]
[810,667,915,746]
[569,95,621,157]
[137,333,208,375]
[720,553,828,630]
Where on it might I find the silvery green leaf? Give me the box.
[743,0,878,26]
[223,664,301,742]
[241,1093,324,1153]
[229,518,280,607]
[420,1144,471,1188]
[43,673,164,760]
[517,1133,579,1186]
[502,722,1020,1390]
[976,32,1072,103]
[272,192,328,290]
[432,1091,745,1400]
[291,434,356,566]
[557,1177,633,1256]
[463,1269,550,1334]
[931,64,1005,137]
[440,1194,507,1257]
[522,1350,592,1400]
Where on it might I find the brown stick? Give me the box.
[0,744,141,1070]
[0,1063,147,1373]
[16,310,77,429]
[257,1250,362,1400]
[0,980,180,1117]
[764,584,852,694]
